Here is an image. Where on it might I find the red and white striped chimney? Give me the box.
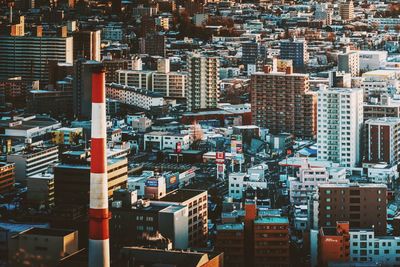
[89,69,110,267]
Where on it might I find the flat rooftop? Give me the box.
[160,189,206,203]
[216,223,244,231]
[254,216,289,224]
[23,228,75,237]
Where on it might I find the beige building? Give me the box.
[27,173,55,208]
[340,0,354,21]
[9,228,79,267]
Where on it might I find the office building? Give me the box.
[152,59,187,98]
[0,162,15,194]
[103,58,130,83]
[26,173,55,208]
[51,127,83,145]
[54,153,128,208]
[186,53,220,111]
[72,30,101,61]
[251,67,316,138]
[242,41,260,66]
[9,228,79,267]
[27,89,73,118]
[0,34,73,83]
[340,0,355,21]
[318,183,387,235]
[338,48,359,77]
[364,95,400,121]
[117,69,153,89]
[73,59,103,119]
[364,117,400,165]
[317,86,363,167]
[7,145,58,183]
[160,189,208,247]
[279,38,309,71]
[139,33,166,57]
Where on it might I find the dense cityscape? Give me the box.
[0,0,399,266]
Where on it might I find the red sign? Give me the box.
[216,152,225,164]
[217,165,224,173]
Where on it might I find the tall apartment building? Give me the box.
[159,189,208,247]
[139,33,166,57]
[7,145,59,183]
[242,41,260,65]
[0,162,15,194]
[73,59,103,119]
[318,183,387,235]
[365,117,400,165]
[72,30,101,61]
[251,67,316,138]
[338,48,359,77]
[317,86,363,167]
[339,0,355,21]
[0,34,73,83]
[186,53,220,111]
[279,38,309,71]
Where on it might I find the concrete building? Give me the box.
[215,223,245,267]
[317,86,363,167]
[339,0,355,21]
[139,33,166,57]
[358,51,388,72]
[144,132,191,151]
[7,145,58,183]
[361,70,400,99]
[364,117,400,165]
[73,60,103,119]
[54,152,128,207]
[242,41,260,66]
[51,127,83,145]
[0,162,15,194]
[364,95,400,121]
[228,163,269,200]
[0,35,73,83]
[26,173,55,208]
[9,228,79,267]
[159,189,208,247]
[318,221,350,266]
[72,30,101,61]
[338,49,359,77]
[279,38,309,71]
[186,53,220,111]
[251,67,316,138]
[318,183,387,235]
[106,83,164,111]
[152,71,187,99]
[117,69,153,89]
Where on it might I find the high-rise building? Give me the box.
[364,117,400,165]
[242,41,260,66]
[152,58,187,98]
[279,38,309,72]
[338,48,359,77]
[251,67,316,138]
[73,59,103,119]
[186,53,220,111]
[317,86,363,167]
[318,183,387,235]
[0,34,73,83]
[73,30,101,61]
[339,0,355,21]
[139,33,166,57]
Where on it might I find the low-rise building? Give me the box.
[0,162,15,194]
[27,173,55,208]
[144,131,191,151]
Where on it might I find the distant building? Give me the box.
[73,60,103,119]
[279,38,309,71]
[338,48,359,77]
[139,33,166,57]
[364,95,400,121]
[339,0,354,21]
[251,67,316,138]
[318,183,387,235]
[317,86,363,167]
[0,34,73,83]
[73,30,101,61]
[7,145,58,183]
[143,132,191,151]
[9,228,79,267]
[186,53,220,111]
[27,173,55,208]
[0,162,15,194]
[159,189,208,247]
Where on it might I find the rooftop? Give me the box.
[160,189,206,203]
[216,223,244,231]
[22,228,75,237]
[254,216,289,224]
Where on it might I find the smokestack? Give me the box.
[89,69,110,267]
